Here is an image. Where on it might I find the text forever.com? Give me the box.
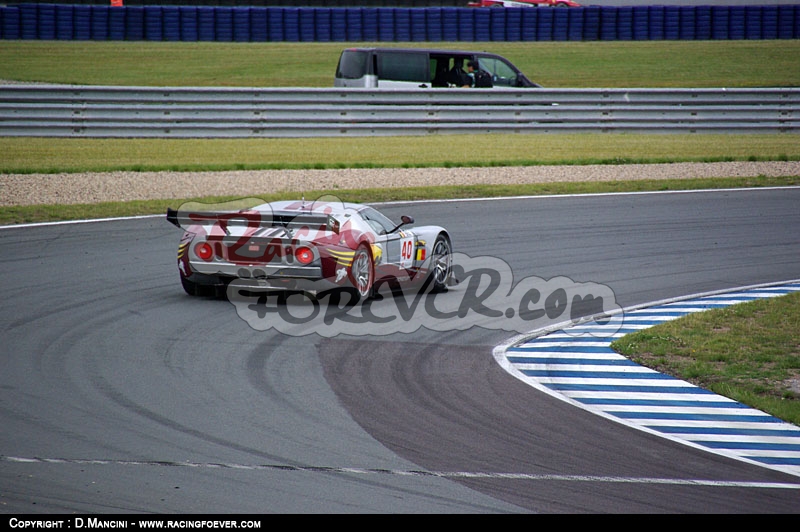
[228,252,622,338]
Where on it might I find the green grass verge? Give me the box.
[2,134,800,174]
[1,40,798,88]
[612,292,800,426]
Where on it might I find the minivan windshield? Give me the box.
[336,50,369,80]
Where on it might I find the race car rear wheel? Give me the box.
[430,234,452,292]
[350,245,375,300]
[181,276,212,297]
[181,275,227,298]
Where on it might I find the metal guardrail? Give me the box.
[1,86,798,137]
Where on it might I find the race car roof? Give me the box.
[255,200,365,216]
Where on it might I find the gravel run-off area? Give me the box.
[2,161,799,207]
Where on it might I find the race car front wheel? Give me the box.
[430,234,452,292]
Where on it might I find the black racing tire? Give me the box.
[429,234,453,293]
[181,276,200,296]
[350,244,375,301]
[181,276,216,298]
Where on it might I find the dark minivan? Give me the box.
[334,47,541,89]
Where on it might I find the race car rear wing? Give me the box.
[166,208,340,234]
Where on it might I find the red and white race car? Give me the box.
[166,199,454,300]
[467,0,581,8]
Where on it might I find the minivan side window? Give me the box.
[376,51,429,83]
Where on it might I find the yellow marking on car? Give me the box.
[371,244,383,265]
[177,241,190,259]
[328,249,355,267]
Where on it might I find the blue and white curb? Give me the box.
[493,280,800,478]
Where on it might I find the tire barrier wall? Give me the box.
[5,1,472,7]
[1,85,798,137]
[1,4,798,41]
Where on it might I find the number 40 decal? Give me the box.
[400,238,414,262]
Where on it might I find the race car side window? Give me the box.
[360,208,396,235]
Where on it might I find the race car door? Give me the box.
[359,208,416,280]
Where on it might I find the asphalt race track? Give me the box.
[1,187,799,513]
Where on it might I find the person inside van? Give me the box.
[448,58,471,88]
[467,60,493,88]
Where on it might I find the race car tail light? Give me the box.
[195,242,214,261]
[294,246,314,265]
